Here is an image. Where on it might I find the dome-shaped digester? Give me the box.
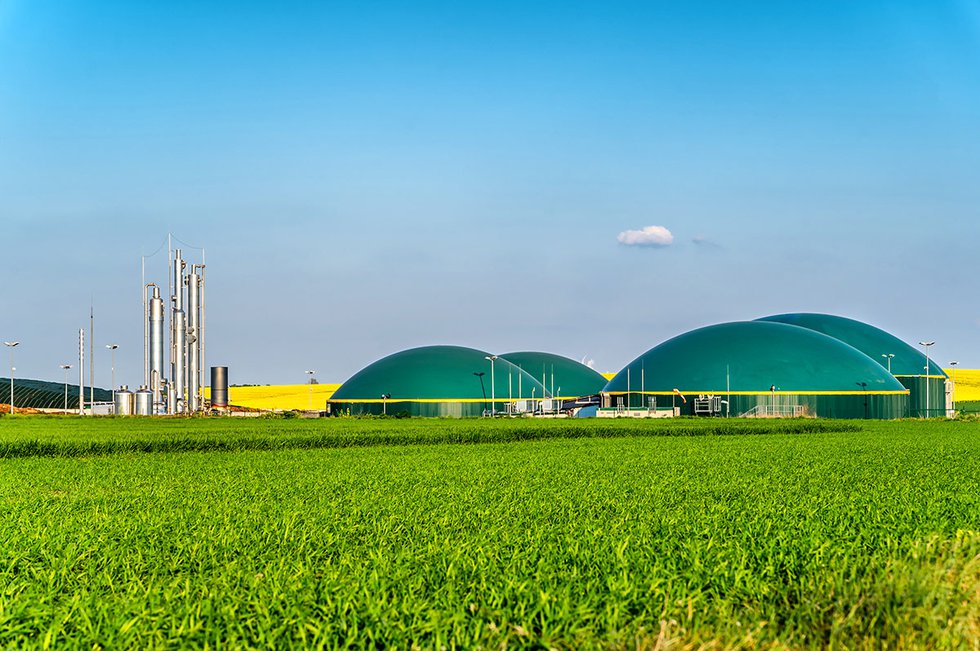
[757,313,947,417]
[498,352,608,401]
[328,345,548,417]
[603,321,908,419]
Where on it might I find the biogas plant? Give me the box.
[326,315,951,420]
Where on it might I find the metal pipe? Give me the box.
[173,249,184,311]
[166,378,175,415]
[171,249,185,413]
[174,309,185,414]
[200,252,206,411]
[200,265,206,411]
[187,268,201,412]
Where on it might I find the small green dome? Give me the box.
[499,352,608,398]
[604,321,906,394]
[330,345,547,402]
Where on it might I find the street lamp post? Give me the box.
[856,382,868,419]
[381,393,390,416]
[949,361,958,414]
[106,344,118,407]
[919,341,935,418]
[473,372,487,416]
[4,342,18,415]
[60,364,72,413]
[305,370,316,411]
[484,356,497,416]
[881,353,894,374]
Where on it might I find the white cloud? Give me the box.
[580,356,596,369]
[617,225,674,247]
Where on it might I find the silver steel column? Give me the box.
[187,268,201,412]
[171,249,185,413]
[148,285,164,412]
[173,309,185,414]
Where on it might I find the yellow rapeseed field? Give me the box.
[204,384,340,411]
[947,368,980,402]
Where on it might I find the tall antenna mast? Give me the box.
[79,328,85,415]
[89,302,94,407]
[142,255,148,386]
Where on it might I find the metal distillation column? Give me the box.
[147,284,165,414]
[187,267,201,412]
[172,249,186,414]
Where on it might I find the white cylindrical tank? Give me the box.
[114,385,134,416]
[134,386,152,416]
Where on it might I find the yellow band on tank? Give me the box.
[329,396,581,404]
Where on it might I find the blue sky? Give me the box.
[1,0,978,385]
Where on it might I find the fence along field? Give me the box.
[1,418,978,648]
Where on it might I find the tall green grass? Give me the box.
[0,416,858,458]
[0,419,978,648]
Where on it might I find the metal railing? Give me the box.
[739,404,806,418]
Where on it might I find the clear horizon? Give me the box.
[2,1,978,386]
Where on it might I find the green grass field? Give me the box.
[1,417,978,648]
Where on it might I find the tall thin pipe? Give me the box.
[187,268,201,412]
[174,310,185,413]
[200,263,206,406]
[172,249,185,413]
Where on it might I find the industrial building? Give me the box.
[327,345,549,417]
[600,321,909,419]
[756,313,949,417]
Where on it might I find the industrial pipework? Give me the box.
[142,243,207,415]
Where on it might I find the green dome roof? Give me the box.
[499,352,608,398]
[604,321,907,394]
[756,313,946,378]
[330,346,548,402]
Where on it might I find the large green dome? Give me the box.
[499,352,607,399]
[604,321,906,395]
[330,346,548,404]
[755,313,946,378]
